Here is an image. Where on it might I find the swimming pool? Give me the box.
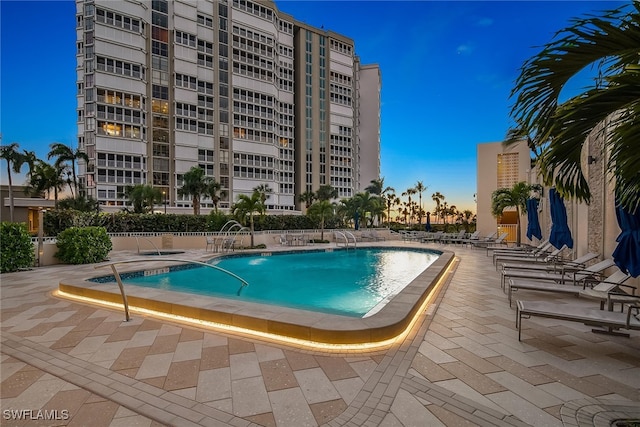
[100,248,440,317]
[59,246,455,346]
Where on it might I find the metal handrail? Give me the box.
[94,258,251,321]
[135,236,161,255]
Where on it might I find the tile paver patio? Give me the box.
[1,241,638,426]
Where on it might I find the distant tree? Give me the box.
[365,177,394,196]
[316,184,338,201]
[26,160,67,209]
[491,181,532,246]
[253,184,273,207]
[123,184,162,214]
[58,195,100,212]
[352,192,381,228]
[307,200,334,240]
[0,142,26,222]
[431,192,445,224]
[384,193,398,227]
[414,181,427,225]
[178,166,212,215]
[206,180,225,213]
[48,142,89,198]
[298,190,316,209]
[402,187,417,225]
[232,191,264,247]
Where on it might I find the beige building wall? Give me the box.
[356,63,381,191]
[476,140,538,242]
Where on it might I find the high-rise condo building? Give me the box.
[76,0,381,212]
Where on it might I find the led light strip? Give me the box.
[55,258,456,352]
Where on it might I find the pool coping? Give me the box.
[57,246,455,346]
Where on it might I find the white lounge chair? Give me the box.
[502,258,615,291]
[516,298,640,341]
[472,232,508,251]
[508,268,630,307]
[494,243,560,269]
[500,252,599,274]
[491,241,553,262]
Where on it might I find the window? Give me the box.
[197,14,213,28]
[175,31,196,47]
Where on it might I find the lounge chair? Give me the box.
[442,230,466,245]
[369,230,385,241]
[421,231,443,243]
[503,258,615,291]
[205,236,216,251]
[459,230,480,246]
[508,268,630,307]
[500,252,599,274]
[516,298,640,341]
[472,232,508,251]
[493,244,562,269]
[490,240,550,259]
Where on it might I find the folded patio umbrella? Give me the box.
[612,203,640,277]
[526,198,542,241]
[549,188,573,250]
[425,212,431,231]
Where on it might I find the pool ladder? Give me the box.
[94,259,250,321]
[334,231,357,249]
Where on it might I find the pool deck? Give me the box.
[1,241,639,426]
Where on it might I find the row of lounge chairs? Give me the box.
[491,244,639,340]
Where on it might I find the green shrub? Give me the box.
[0,222,35,273]
[55,226,113,264]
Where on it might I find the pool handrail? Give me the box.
[135,236,162,255]
[95,258,251,320]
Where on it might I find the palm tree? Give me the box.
[352,192,381,228]
[232,191,264,247]
[316,184,338,201]
[48,142,89,199]
[431,192,445,224]
[0,142,26,221]
[206,180,225,212]
[414,181,427,225]
[365,177,395,197]
[22,150,38,181]
[253,184,273,207]
[123,184,162,213]
[178,166,212,215]
[307,200,334,241]
[460,209,475,232]
[298,190,316,209]
[384,192,397,227]
[402,187,416,225]
[508,3,640,213]
[26,160,67,209]
[491,181,532,246]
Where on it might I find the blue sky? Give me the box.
[0,0,625,213]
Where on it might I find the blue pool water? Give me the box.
[112,248,440,317]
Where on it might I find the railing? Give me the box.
[94,258,251,321]
[135,236,161,255]
[497,224,518,244]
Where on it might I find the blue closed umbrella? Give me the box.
[612,203,640,277]
[425,212,432,231]
[549,188,573,250]
[526,198,542,241]
[354,211,360,230]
